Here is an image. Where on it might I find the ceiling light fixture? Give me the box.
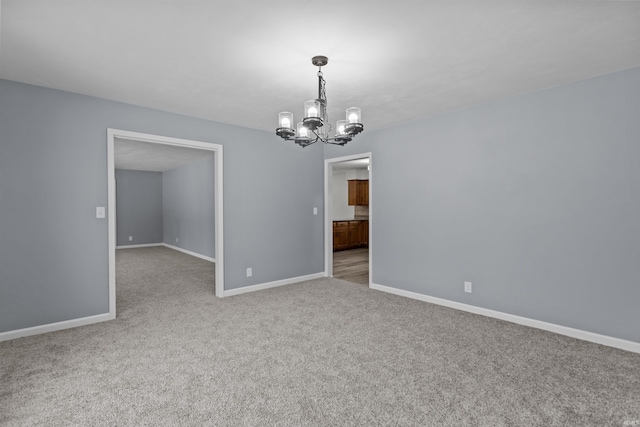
[276,56,363,148]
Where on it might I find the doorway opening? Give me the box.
[107,129,224,319]
[324,153,372,286]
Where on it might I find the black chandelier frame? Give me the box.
[276,56,363,148]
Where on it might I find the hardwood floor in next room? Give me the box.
[333,247,369,285]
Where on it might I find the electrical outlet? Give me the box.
[128,236,133,241]
[464,281,472,293]
[176,238,179,243]
[313,207,318,215]
[246,267,252,277]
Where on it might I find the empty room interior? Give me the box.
[1,1,639,425]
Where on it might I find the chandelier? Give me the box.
[276,56,364,147]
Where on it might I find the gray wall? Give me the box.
[115,169,163,246]
[0,78,324,333]
[332,171,353,220]
[163,156,215,258]
[3,67,638,343]
[325,66,640,343]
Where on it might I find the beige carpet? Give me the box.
[1,246,639,426]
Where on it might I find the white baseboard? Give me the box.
[223,272,325,297]
[0,245,213,342]
[116,243,163,249]
[162,243,215,263]
[115,243,215,263]
[0,313,114,342]
[370,283,640,354]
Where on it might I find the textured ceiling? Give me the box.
[333,159,370,171]
[115,138,213,172]
[1,1,639,134]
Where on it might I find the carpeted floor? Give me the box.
[1,246,639,426]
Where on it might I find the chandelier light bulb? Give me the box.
[346,107,362,125]
[304,100,320,119]
[297,122,309,138]
[277,112,295,137]
[276,112,296,139]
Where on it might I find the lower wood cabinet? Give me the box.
[333,221,350,251]
[348,221,361,247]
[333,220,368,251]
[360,220,369,246]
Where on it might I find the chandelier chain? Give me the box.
[318,71,332,138]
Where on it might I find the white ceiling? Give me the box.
[333,158,370,171]
[115,138,213,172]
[1,1,639,134]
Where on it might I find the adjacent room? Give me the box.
[113,137,218,303]
[1,1,639,425]
[330,158,370,285]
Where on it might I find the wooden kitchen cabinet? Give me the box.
[348,180,369,206]
[360,220,369,246]
[348,221,361,247]
[333,221,350,251]
[333,220,369,251]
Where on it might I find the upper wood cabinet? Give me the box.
[348,180,369,206]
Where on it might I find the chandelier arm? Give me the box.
[318,128,334,143]
[325,135,350,145]
[311,129,326,143]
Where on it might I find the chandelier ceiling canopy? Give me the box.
[276,56,363,148]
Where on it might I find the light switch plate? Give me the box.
[96,207,105,218]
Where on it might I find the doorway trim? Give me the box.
[107,129,225,319]
[324,152,372,285]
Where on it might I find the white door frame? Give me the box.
[324,152,372,285]
[107,129,225,319]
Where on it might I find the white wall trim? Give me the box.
[115,243,215,262]
[107,133,116,319]
[324,153,372,284]
[223,272,325,297]
[107,129,225,310]
[116,243,163,249]
[0,313,114,342]
[371,283,640,354]
[162,243,215,263]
